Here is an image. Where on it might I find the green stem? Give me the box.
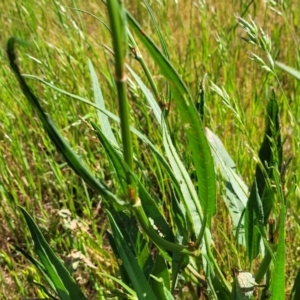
[107,0,133,185]
[204,233,231,293]
[255,249,273,284]
[133,204,195,255]
[106,2,197,256]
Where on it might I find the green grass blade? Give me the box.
[7,37,124,206]
[127,12,216,220]
[245,180,263,262]
[30,281,59,300]
[106,230,132,287]
[19,207,87,300]
[98,272,136,297]
[91,122,128,191]
[108,210,150,279]
[88,58,118,147]
[275,61,300,80]
[270,170,285,300]
[13,244,57,297]
[142,0,171,103]
[106,210,158,300]
[143,0,169,59]
[138,182,174,242]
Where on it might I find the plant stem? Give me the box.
[107,0,134,187]
[133,203,195,255]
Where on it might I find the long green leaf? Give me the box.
[106,230,132,287]
[270,170,285,300]
[127,65,202,237]
[19,207,87,300]
[205,128,248,245]
[14,244,58,298]
[124,30,230,294]
[125,18,233,294]
[127,12,216,220]
[245,180,263,263]
[7,37,124,206]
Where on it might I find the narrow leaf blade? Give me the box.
[19,207,87,300]
[107,210,158,300]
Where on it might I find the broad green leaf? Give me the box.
[7,37,125,206]
[138,243,154,281]
[19,207,87,300]
[107,210,158,300]
[138,182,174,242]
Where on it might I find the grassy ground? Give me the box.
[0,0,299,299]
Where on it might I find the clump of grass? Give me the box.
[1,1,300,299]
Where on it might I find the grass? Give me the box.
[0,0,300,299]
